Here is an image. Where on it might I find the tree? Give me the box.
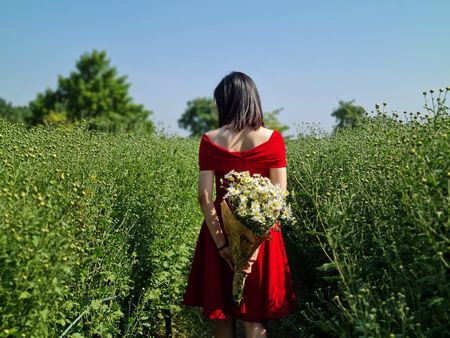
[29,49,154,132]
[331,100,366,130]
[263,108,289,134]
[178,97,218,137]
[0,98,32,124]
[178,98,289,137]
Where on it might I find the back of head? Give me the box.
[214,71,264,131]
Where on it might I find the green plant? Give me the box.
[0,120,201,337]
[1,87,449,336]
[282,90,449,337]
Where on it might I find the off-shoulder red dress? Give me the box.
[183,130,296,322]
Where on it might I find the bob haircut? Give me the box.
[213,71,264,131]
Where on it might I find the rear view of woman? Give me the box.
[183,71,296,337]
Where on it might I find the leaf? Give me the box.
[69,333,85,338]
[317,261,337,272]
[90,299,102,310]
[323,276,340,282]
[306,230,324,236]
[427,297,444,307]
[19,291,31,299]
[56,318,67,325]
[40,308,49,320]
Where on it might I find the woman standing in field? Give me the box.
[183,72,296,337]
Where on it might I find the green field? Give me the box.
[0,110,449,337]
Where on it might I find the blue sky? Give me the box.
[1,0,449,135]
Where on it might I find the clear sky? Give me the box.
[1,0,449,136]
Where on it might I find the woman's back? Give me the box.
[205,127,274,153]
[199,127,287,202]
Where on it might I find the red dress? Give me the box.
[183,130,297,321]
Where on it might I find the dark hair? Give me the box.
[213,71,264,131]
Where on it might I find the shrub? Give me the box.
[282,108,450,337]
[0,120,202,337]
[1,89,449,336]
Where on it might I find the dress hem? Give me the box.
[182,301,297,322]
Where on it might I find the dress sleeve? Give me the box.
[198,135,215,171]
[270,130,287,168]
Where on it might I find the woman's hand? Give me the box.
[218,246,235,271]
[242,259,256,274]
[242,247,260,275]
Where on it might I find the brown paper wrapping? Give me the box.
[220,200,270,303]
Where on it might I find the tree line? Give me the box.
[0,50,365,135]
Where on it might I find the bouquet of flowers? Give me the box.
[220,170,295,303]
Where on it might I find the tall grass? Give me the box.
[282,107,449,337]
[0,121,205,337]
[0,92,449,336]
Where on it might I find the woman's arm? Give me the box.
[198,170,225,247]
[198,170,234,270]
[269,167,287,191]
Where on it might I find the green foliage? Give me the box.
[0,120,201,337]
[178,97,218,137]
[331,99,366,130]
[0,97,31,124]
[28,50,154,133]
[264,108,289,134]
[280,91,450,337]
[1,89,449,336]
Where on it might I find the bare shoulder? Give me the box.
[257,126,275,137]
[205,128,221,138]
[253,126,276,141]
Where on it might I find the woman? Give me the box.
[183,72,296,338]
